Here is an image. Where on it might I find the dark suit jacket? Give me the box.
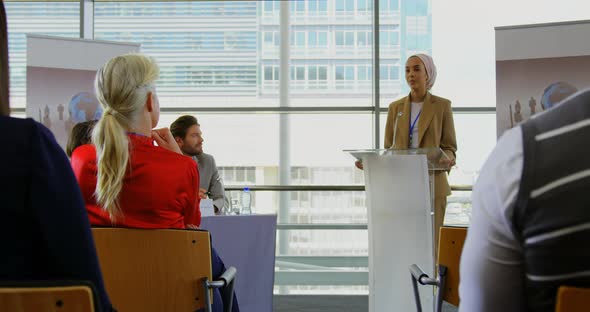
[0,116,113,311]
[384,92,458,197]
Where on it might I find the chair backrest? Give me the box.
[92,228,212,312]
[0,285,95,312]
[437,226,467,306]
[555,286,590,312]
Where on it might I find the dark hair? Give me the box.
[170,115,199,139]
[66,120,97,157]
[0,1,9,116]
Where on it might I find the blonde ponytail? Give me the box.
[92,54,159,220]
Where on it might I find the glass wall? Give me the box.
[93,0,412,295]
[5,2,79,108]
[11,0,587,295]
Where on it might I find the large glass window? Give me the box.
[6,0,435,296]
[5,2,80,108]
[8,0,590,296]
[95,2,259,105]
[308,0,328,15]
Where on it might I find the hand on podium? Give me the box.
[439,157,456,169]
[355,160,364,170]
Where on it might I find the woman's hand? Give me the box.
[152,128,182,154]
[186,224,199,230]
[355,160,364,170]
[199,188,208,199]
[439,157,456,169]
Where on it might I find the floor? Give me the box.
[273,295,458,312]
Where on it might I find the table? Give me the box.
[201,214,277,312]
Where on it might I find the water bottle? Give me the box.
[241,187,252,215]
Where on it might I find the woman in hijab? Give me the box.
[359,53,457,246]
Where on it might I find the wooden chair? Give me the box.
[0,281,98,312]
[409,226,467,312]
[555,286,590,312]
[92,228,236,312]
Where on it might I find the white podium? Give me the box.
[346,148,450,312]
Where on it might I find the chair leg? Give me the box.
[202,277,213,312]
[411,274,423,312]
[410,264,448,312]
[435,266,447,312]
[220,277,235,312]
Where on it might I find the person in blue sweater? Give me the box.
[0,1,114,311]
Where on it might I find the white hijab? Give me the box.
[410,53,437,90]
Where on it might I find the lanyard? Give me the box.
[409,110,421,144]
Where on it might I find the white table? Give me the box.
[201,214,277,312]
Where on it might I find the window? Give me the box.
[5,2,80,107]
[13,0,440,296]
[290,66,306,81]
[95,2,258,98]
[379,0,399,12]
[290,0,305,14]
[263,0,279,15]
[379,64,399,80]
[357,31,372,47]
[297,32,305,47]
[263,31,279,48]
[318,66,328,80]
[308,0,328,15]
[263,65,279,81]
[335,0,354,13]
[335,31,355,46]
[357,65,372,81]
[308,66,318,80]
[308,31,328,47]
[357,0,372,14]
[307,65,328,88]
[335,65,355,80]
[379,30,399,47]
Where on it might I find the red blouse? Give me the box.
[71,133,201,229]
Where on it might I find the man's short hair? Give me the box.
[170,115,199,139]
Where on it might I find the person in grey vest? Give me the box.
[459,88,590,311]
[171,115,227,214]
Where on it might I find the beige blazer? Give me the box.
[384,92,457,197]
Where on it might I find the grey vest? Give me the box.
[513,89,590,312]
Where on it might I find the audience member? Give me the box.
[70,53,239,312]
[171,115,228,214]
[459,89,590,311]
[0,1,114,310]
[66,119,97,157]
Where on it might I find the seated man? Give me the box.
[459,88,590,312]
[171,115,227,214]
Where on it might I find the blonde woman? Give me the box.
[71,54,239,312]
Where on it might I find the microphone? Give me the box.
[392,111,403,149]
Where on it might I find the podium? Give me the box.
[346,148,451,312]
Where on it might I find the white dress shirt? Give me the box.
[458,126,527,312]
